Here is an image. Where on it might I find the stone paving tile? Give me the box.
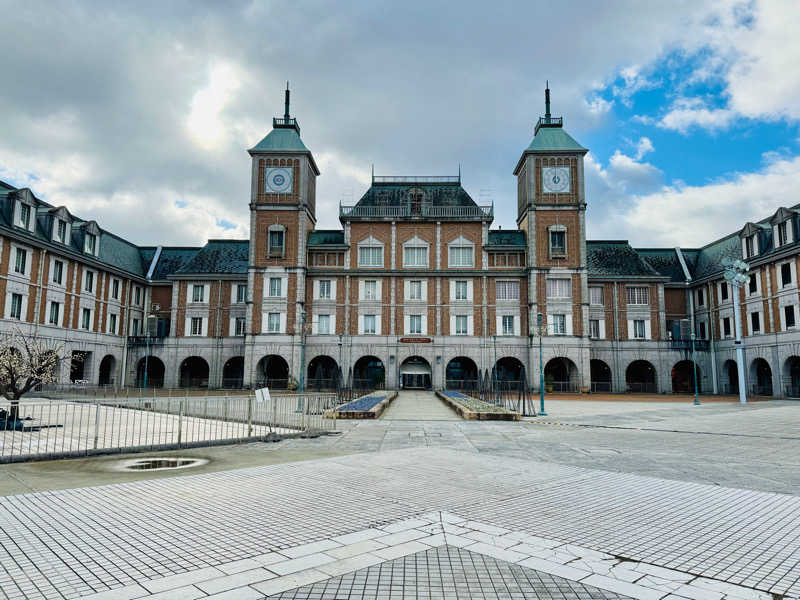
[265,545,633,599]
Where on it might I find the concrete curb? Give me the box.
[435,391,520,421]
[325,392,398,420]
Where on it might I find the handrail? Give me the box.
[340,204,493,218]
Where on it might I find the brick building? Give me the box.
[2,86,799,397]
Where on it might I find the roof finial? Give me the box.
[545,81,551,123]
[284,81,291,120]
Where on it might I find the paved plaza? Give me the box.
[0,394,798,599]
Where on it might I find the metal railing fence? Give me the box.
[0,391,337,463]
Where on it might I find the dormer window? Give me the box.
[778,221,789,246]
[745,234,756,258]
[85,232,97,255]
[54,219,69,244]
[18,203,31,230]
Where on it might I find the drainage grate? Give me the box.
[111,457,208,472]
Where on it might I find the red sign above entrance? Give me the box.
[399,337,431,343]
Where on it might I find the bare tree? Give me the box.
[0,328,72,425]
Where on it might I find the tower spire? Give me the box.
[284,81,291,120]
[545,81,551,123]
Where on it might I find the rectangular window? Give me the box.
[318,314,330,335]
[626,286,650,305]
[589,319,600,339]
[191,284,204,302]
[132,318,140,335]
[745,235,755,258]
[236,284,247,303]
[85,271,94,293]
[363,314,376,334]
[409,314,422,334]
[268,277,282,297]
[751,312,760,333]
[14,248,26,275]
[546,279,571,299]
[455,315,467,335]
[111,278,119,299]
[501,315,514,335]
[358,246,383,267]
[404,246,427,267]
[723,317,731,337]
[57,220,67,243]
[449,246,473,267]
[552,314,566,335]
[549,230,566,257]
[748,274,758,295]
[190,316,203,336]
[19,203,30,229]
[85,233,97,255]
[455,281,468,301]
[497,281,520,300]
[52,260,63,285]
[49,301,60,326]
[696,288,704,306]
[10,294,22,319]
[318,280,331,299]
[82,308,91,330]
[781,263,792,287]
[268,230,284,256]
[778,221,788,246]
[720,282,728,301]
[109,313,117,334]
[267,313,280,333]
[409,280,422,300]
[589,286,603,305]
[235,316,246,336]
[786,305,796,329]
[134,286,141,305]
[364,280,377,300]
[698,321,706,339]
[633,320,646,339]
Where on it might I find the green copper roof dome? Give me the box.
[250,127,309,152]
[525,126,586,152]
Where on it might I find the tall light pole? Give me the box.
[690,332,700,405]
[296,311,307,412]
[723,258,748,404]
[537,312,547,416]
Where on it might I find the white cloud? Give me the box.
[634,137,654,160]
[656,97,736,134]
[186,62,243,150]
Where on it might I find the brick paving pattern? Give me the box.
[267,545,632,599]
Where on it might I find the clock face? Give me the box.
[265,167,293,194]
[542,166,570,194]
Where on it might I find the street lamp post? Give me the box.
[690,332,700,405]
[296,311,307,412]
[142,314,156,389]
[536,312,547,416]
[723,258,749,404]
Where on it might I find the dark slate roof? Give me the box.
[175,240,249,275]
[148,247,201,280]
[587,241,664,278]
[308,230,345,246]
[354,180,478,209]
[99,231,150,276]
[689,234,742,281]
[635,248,687,283]
[487,230,526,247]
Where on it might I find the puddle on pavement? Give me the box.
[108,457,209,472]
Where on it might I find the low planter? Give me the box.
[436,391,520,421]
[325,391,398,419]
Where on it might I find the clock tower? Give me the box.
[514,85,590,384]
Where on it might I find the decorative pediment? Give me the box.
[48,206,73,221]
[739,222,761,238]
[402,235,429,248]
[357,235,383,247]
[448,235,473,247]
[13,188,35,206]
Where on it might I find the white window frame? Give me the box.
[318,280,331,300]
[317,313,331,335]
[53,218,70,244]
[13,247,28,277]
[626,286,650,305]
[234,316,246,336]
[448,236,474,268]
[363,314,377,335]
[750,311,761,334]
[548,225,567,259]
[268,277,282,298]
[409,280,423,301]
[48,301,61,327]
[748,272,760,297]
[84,232,98,256]
[108,312,118,335]
[364,280,378,301]
[552,314,566,335]
[16,201,34,231]
[496,280,520,301]
[589,286,603,306]
[9,293,23,320]
[111,278,120,300]
[267,225,286,257]
[357,236,384,268]
[408,314,422,335]
[402,236,429,268]
[235,283,248,304]
[190,316,203,336]
[784,305,797,330]
[633,319,646,339]
[779,261,795,288]
[455,315,468,335]
[81,307,93,330]
[546,278,571,299]
[455,281,468,301]
[84,270,96,294]
[501,315,515,336]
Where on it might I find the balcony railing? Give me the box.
[272,117,300,133]
[373,175,460,184]
[340,203,493,219]
[670,338,710,352]
[127,336,166,346]
[534,116,563,134]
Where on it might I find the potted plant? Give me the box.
[544,374,554,394]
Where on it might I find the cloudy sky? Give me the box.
[1,0,799,248]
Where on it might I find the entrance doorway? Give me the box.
[400,356,431,390]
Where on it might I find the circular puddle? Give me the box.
[110,457,208,472]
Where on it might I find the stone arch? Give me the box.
[222,356,244,389]
[257,355,290,389]
[544,357,580,392]
[400,356,431,390]
[782,356,800,398]
[590,359,612,393]
[353,356,385,389]
[626,360,657,393]
[445,356,479,391]
[98,355,116,386]
[723,359,739,394]
[749,357,773,396]
[136,356,165,388]
[179,356,209,388]
[671,360,702,394]
[307,355,339,391]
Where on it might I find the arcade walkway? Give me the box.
[380,390,460,421]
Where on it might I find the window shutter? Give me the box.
[468,315,474,336]
[330,279,337,299]
[404,280,410,300]
[279,313,286,333]
[598,319,606,339]
[644,320,651,340]
[313,280,319,298]
[449,280,455,301]
[185,317,191,336]
[449,315,455,334]
[421,314,427,335]
[467,280,474,302]
[496,314,502,336]
[376,279,382,299]
[565,314,572,336]
[547,314,554,334]
[627,319,634,339]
